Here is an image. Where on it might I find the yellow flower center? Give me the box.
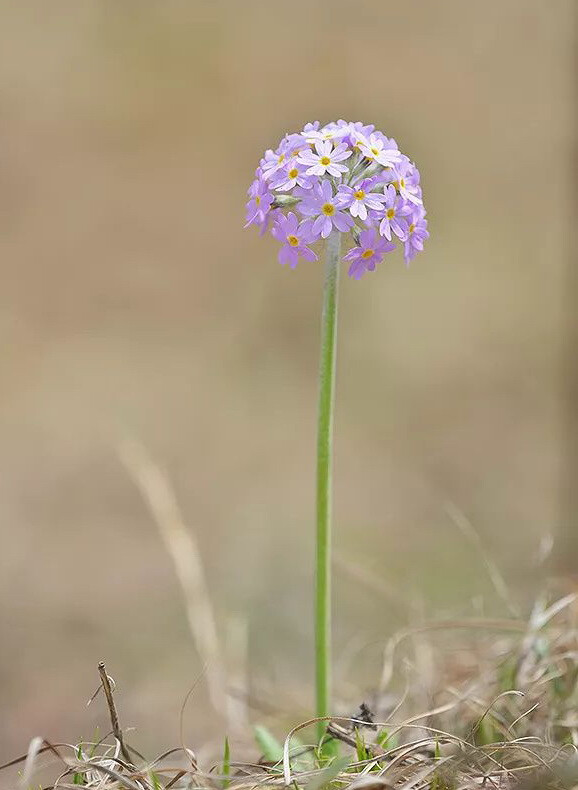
[354,190,365,200]
[391,180,400,191]
[320,156,331,166]
[408,223,415,234]
[370,147,379,156]
[255,196,261,206]
[288,168,299,178]
[386,208,395,219]
[361,249,374,259]
[400,178,406,188]
[287,234,300,247]
[278,154,285,164]
[322,203,335,216]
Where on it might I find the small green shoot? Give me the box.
[222,736,231,789]
[254,725,284,764]
[87,728,100,758]
[376,727,397,751]
[354,728,367,762]
[148,771,162,790]
[473,714,498,747]
[431,740,457,790]
[315,734,340,766]
[304,755,351,790]
[72,742,84,786]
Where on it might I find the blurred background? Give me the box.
[0,0,575,771]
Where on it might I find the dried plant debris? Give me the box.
[6,594,578,789]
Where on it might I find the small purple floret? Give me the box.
[403,206,430,265]
[343,228,395,280]
[337,178,387,222]
[271,212,318,268]
[298,180,354,239]
[379,184,412,241]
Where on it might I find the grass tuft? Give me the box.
[6,593,578,789]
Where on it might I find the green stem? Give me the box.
[315,229,341,740]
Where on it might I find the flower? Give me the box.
[298,180,354,239]
[245,176,273,229]
[260,148,288,180]
[343,229,395,280]
[390,156,423,206]
[271,212,318,268]
[245,120,428,278]
[378,184,412,241]
[403,206,429,265]
[356,132,401,168]
[301,126,341,145]
[297,140,352,177]
[333,120,375,147]
[337,178,387,221]
[268,160,313,191]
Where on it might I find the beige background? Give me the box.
[0,0,574,770]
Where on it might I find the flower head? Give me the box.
[245,120,428,278]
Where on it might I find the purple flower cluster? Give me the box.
[245,120,428,279]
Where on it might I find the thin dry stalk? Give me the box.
[97,661,133,767]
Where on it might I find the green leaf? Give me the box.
[222,736,231,788]
[318,734,339,763]
[354,728,367,762]
[474,715,497,746]
[304,755,351,790]
[375,728,397,755]
[88,727,100,758]
[72,742,84,786]
[148,771,162,790]
[254,725,284,763]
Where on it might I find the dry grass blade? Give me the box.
[21,736,45,787]
[445,501,520,618]
[119,437,229,726]
[466,690,525,743]
[379,617,526,692]
[396,758,452,789]
[79,759,146,790]
[533,593,577,630]
[346,776,394,790]
[334,554,411,612]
